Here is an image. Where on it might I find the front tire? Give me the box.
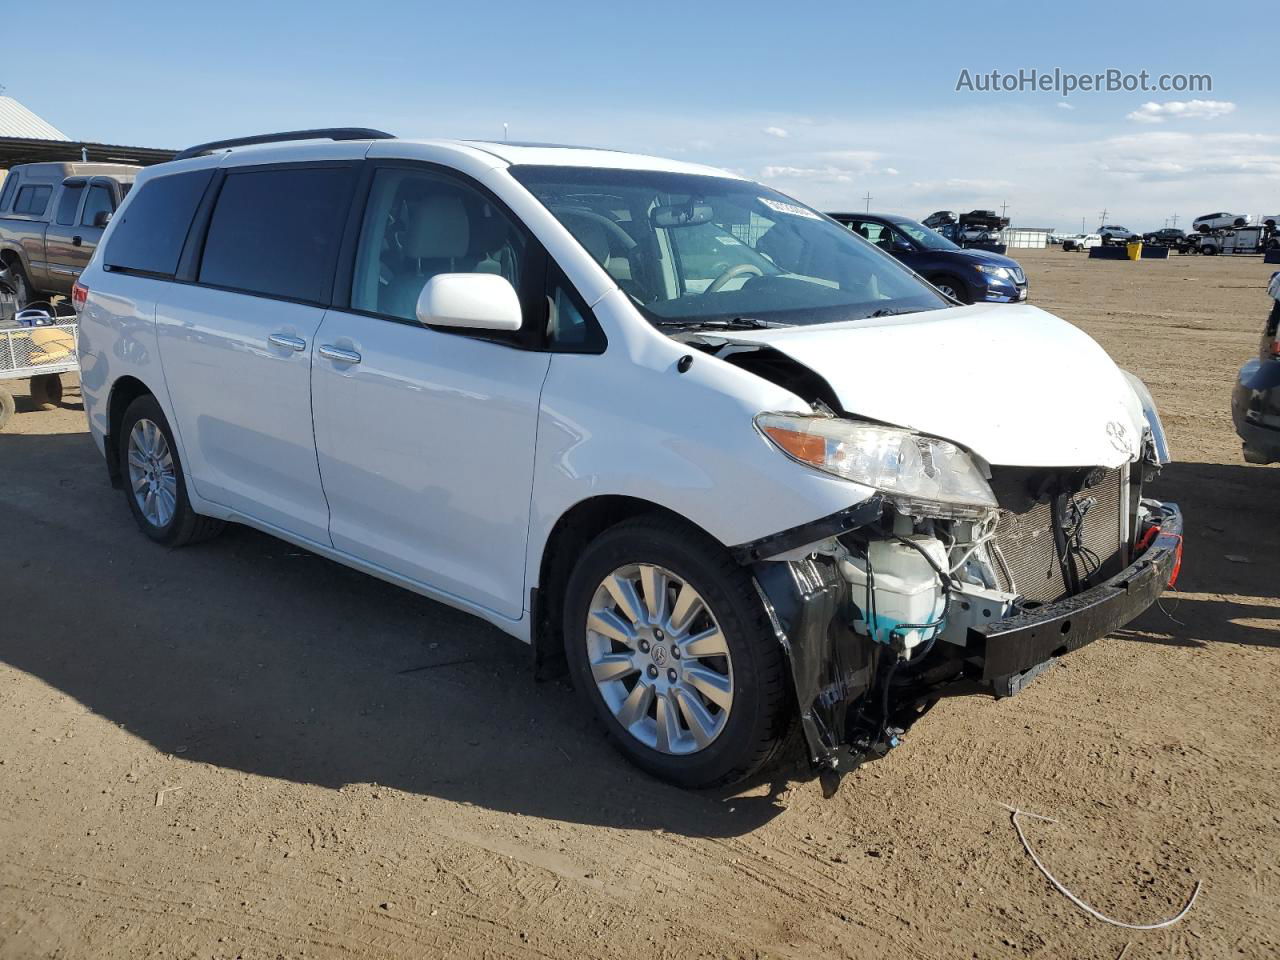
[563,516,793,788]
[118,394,224,546]
[930,275,971,303]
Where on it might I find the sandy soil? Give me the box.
[1,248,1278,959]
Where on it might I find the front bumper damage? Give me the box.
[745,495,1183,792]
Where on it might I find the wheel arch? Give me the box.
[104,375,158,488]
[530,494,723,679]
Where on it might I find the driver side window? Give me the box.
[351,167,525,322]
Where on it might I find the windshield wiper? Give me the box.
[865,307,917,319]
[655,317,791,330]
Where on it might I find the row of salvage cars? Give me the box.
[68,130,1183,793]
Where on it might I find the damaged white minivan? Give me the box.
[76,130,1183,792]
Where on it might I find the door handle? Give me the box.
[318,344,361,364]
[72,236,82,247]
[268,334,307,352]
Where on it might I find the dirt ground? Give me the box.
[1,247,1278,959]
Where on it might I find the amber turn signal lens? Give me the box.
[762,426,825,464]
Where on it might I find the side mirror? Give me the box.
[416,273,522,332]
[890,239,913,254]
[93,210,112,228]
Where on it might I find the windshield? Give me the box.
[510,166,947,327]
[889,217,960,251]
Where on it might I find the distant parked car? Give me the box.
[1143,228,1185,247]
[1232,272,1280,463]
[921,210,957,229]
[1194,212,1249,233]
[1261,214,1279,230]
[0,161,138,307]
[1098,225,1138,245]
[828,212,1027,303]
[1061,233,1102,252]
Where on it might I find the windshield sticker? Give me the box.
[759,197,822,220]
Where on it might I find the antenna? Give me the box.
[863,191,873,212]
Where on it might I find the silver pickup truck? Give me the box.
[0,161,139,306]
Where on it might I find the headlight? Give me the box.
[975,264,1011,280]
[755,413,997,516]
[1122,371,1171,464]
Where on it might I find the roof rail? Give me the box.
[172,128,395,162]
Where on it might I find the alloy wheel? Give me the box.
[585,563,734,755]
[126,418,178,528]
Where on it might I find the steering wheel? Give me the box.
[705,262,763,294]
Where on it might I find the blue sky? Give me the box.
[6,1,1275,230]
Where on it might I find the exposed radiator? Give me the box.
[991,467,1128,604]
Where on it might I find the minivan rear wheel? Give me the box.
[119,395,225,546]
[563,516,793,788]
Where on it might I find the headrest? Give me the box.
[404,195,469,259]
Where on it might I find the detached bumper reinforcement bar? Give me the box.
[974,503,1183,686]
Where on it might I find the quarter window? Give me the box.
[55,183,85,225]
[351,167,525,322]
[105,169,213,277]
[81,183,115,227]
[14,184,51,216]
[199,166,355,303]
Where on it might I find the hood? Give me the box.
[727,303,1146,469]
[945,247,1022,271]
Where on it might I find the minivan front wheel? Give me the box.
[119,395,224,546]
[563,517,792,787]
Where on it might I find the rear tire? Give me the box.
[563,515,793,788]
[28,373,62,409]
[118,394,225,546]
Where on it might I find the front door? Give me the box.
[311,164,550,619]
[156,162,359,544]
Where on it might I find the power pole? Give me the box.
[863,191,873,212]
[1081,217,1086,232]
[1170,213,1179,228]
[1098,208,1108,228]
[1000,201,1010,219]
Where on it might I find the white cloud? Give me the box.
[1126,99,1237,124]
[762,126,789,139]
[1056,101,1075,111]
[883,167,900,176]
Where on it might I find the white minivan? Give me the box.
[75,129,1183,792]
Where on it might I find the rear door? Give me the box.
[43,178,90,292]
[156,159,359,544]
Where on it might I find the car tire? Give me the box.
[118,394,225,547]
[0,387,14,430]
[1202,245,1217,256]
[930,275,971,303]
[28,373,62,409]
[4,261,35,308]
[563,515,793,788]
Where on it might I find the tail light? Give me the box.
[72,281,88,312]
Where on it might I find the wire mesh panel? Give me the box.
[0,322,79,380]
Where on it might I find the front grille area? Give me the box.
[991,467,1127,604]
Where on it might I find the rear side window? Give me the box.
[105,170,213,277]
[198,166,355,303]
[55,183,85,225]
[14,184,51,216]
[0,174,17,212]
